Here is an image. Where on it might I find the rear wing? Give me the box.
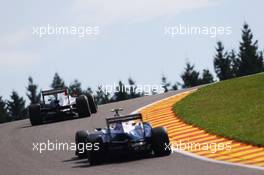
[106,113,143,124]
[106,113,145,141]
[41,88,67,96]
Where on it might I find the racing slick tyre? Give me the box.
[29,104,43,126]
[75,130,88,159]
[151,127,171,156]
[86,93,98,114]
[76,95,91,118]
[87,136,105,165]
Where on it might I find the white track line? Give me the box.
[131,89,197,114]
[131,89,264,171]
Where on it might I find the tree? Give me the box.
[7,91,26,121]
[161,74,170,92]
[69,79,82,96]
[237,23,264,76]
[213,41,233,80]
[171,83,178,90]
[111,81,129,102]
[259,51,264,71]
[51,73,66,89]
[181,62,200,88]
[229,50,240,77]
[95,85,110,105]
[128,77,141,98]
[26,76,41,104]
[200,69,214,84]
[0,96,9,123]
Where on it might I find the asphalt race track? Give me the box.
[0,88,263,175]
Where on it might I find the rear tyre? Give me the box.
[87,137,105,165]
[76,95,91,118]
[29,104,42,126]
[75,130,88,159]
[86,93,98,113]
[151,127,171,156]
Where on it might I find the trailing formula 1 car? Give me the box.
[75,108,171,165]
[28,87,97,126]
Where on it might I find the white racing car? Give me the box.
[28,88,97,126]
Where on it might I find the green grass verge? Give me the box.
[173,73,264,147]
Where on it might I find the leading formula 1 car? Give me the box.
[28,87,97,126]
[75,108,171,165]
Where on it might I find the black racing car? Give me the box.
[28,88,97,126]
[75,108,171,165]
